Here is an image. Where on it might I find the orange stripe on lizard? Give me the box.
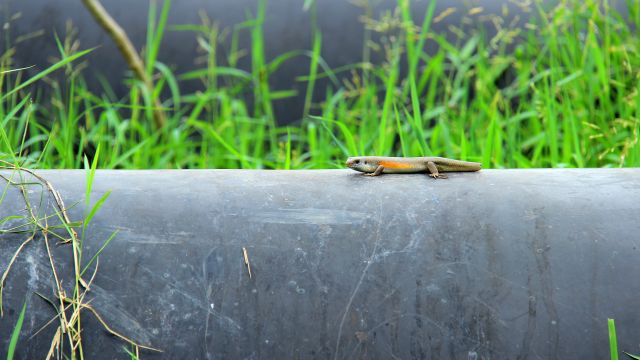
[378,160,418,170]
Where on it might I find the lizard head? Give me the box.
[346,157,379,173]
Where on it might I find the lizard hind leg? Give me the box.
[426,161,448,179]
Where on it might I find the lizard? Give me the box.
[345,156,481,179]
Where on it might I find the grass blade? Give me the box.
[609,318,619,360]
[84,191,111,228]
[85,143,101,207]
[6,300,27,360]
[1,47,94,101]
[81,230,119,276]
[147,0,171,76]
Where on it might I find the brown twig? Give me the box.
[29,301,74,341]
[0,161,77,239]
[80,303,162,352]
[45,327,61,360]
[42,223,78,351]
[80,0,166,128]
[0,234,35,316]
[1,165,161,354]
[242,247,252,279]
[0,166,72,316]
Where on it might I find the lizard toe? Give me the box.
[429,173,448,179]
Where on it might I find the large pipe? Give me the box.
[1,169,639,358]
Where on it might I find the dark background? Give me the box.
[0,0,627,121]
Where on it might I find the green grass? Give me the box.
[6,300,27,360]
[0,151,158,358]
[1,0,639,170]
[608,318,640,360]
[610,318,620,360]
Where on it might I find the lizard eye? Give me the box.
[364,161,367,165]
[355,159,360,164]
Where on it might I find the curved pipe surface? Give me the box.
[1,169,639,358]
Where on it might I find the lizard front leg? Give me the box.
[426,161,448,179]
[364,165,384,176]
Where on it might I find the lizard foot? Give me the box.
[429,173,448,179]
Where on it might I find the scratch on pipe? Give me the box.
[334,201,382,360]
[139,266,243,333]
[242,247,252,279]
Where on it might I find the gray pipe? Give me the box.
[1,169,639,359]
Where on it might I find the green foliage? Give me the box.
[6,301,27,360]
[610,318,620,360]
[1,0,639,169]
[0,122,155,356]
[608,318,640,360]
